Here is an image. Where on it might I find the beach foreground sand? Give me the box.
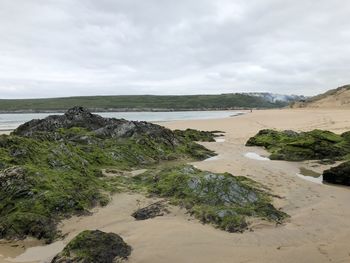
[1,109,350,263]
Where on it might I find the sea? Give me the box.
[0,111,243,131]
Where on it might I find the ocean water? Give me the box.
[0,111,242,131]
[296,173,323,184]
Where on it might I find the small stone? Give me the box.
[51,230,131,263]
[132,201,169,220]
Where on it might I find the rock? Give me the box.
[174,129,222,142]
[0,107,216,241]
[11,107,215,162]
[51,230,131,263]
[138,165,288,233]
[10,148,27,157]
[131,201,169,220]
[13,107,180,147]
[283,130,299,137]
[0,212,55,241]
[0,167,57,241]
[223,215,249,233]
[0,167,30,197]
[246,129,349,161]
[323,161,350,186]
[188,172,259,205]
[341,131,350,142]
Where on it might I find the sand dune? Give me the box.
[293,85,350,109]
[1,109,350,263]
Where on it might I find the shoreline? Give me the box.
[1,108,350,263]
[0,108,258,114]
[1,107,349,114]
[0,110,248,134]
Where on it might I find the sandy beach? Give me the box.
[1,109,350,263]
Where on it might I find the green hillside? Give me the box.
[0,94,287,112]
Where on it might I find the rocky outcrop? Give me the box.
[131,201,169,220]
[13,106,179,144]
[51,230,131,263]
[134,165,287,233]
[0,107,217,242]
[246,129,350,161]
[174,129,223,142]
[323,161,350,186]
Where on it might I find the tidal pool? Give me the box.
[244,152,270,161]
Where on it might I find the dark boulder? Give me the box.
[13,106,180,146]
[51,230,131,263]
[132,201,169,220]
[323,161,350,186]
[14,107,108,136]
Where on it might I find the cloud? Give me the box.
[0,0,349,98]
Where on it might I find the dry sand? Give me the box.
[293,86,350,109]
[1,109,350,263]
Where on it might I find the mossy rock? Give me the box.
[0,108,218,241]
[174,129,223,142]
[246,129,350,161]
[341,131,350,142]
[131,165,287,233]
[323,161,350,186]
[51,230,131,263]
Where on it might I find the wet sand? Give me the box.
[1,109,350,263]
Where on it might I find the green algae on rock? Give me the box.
[0,107,216,241]
[247,129,350,186]
[174,129,224,142]
[246,129,350,161]
[51,230,131,263]
[0,107,288,242]
[129,165,287,233]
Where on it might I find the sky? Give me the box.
[0,0,350,98]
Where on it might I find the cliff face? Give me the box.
[292,85,350,109]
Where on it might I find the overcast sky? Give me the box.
[0,0,349,98]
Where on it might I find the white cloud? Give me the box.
[0,0,349,98]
